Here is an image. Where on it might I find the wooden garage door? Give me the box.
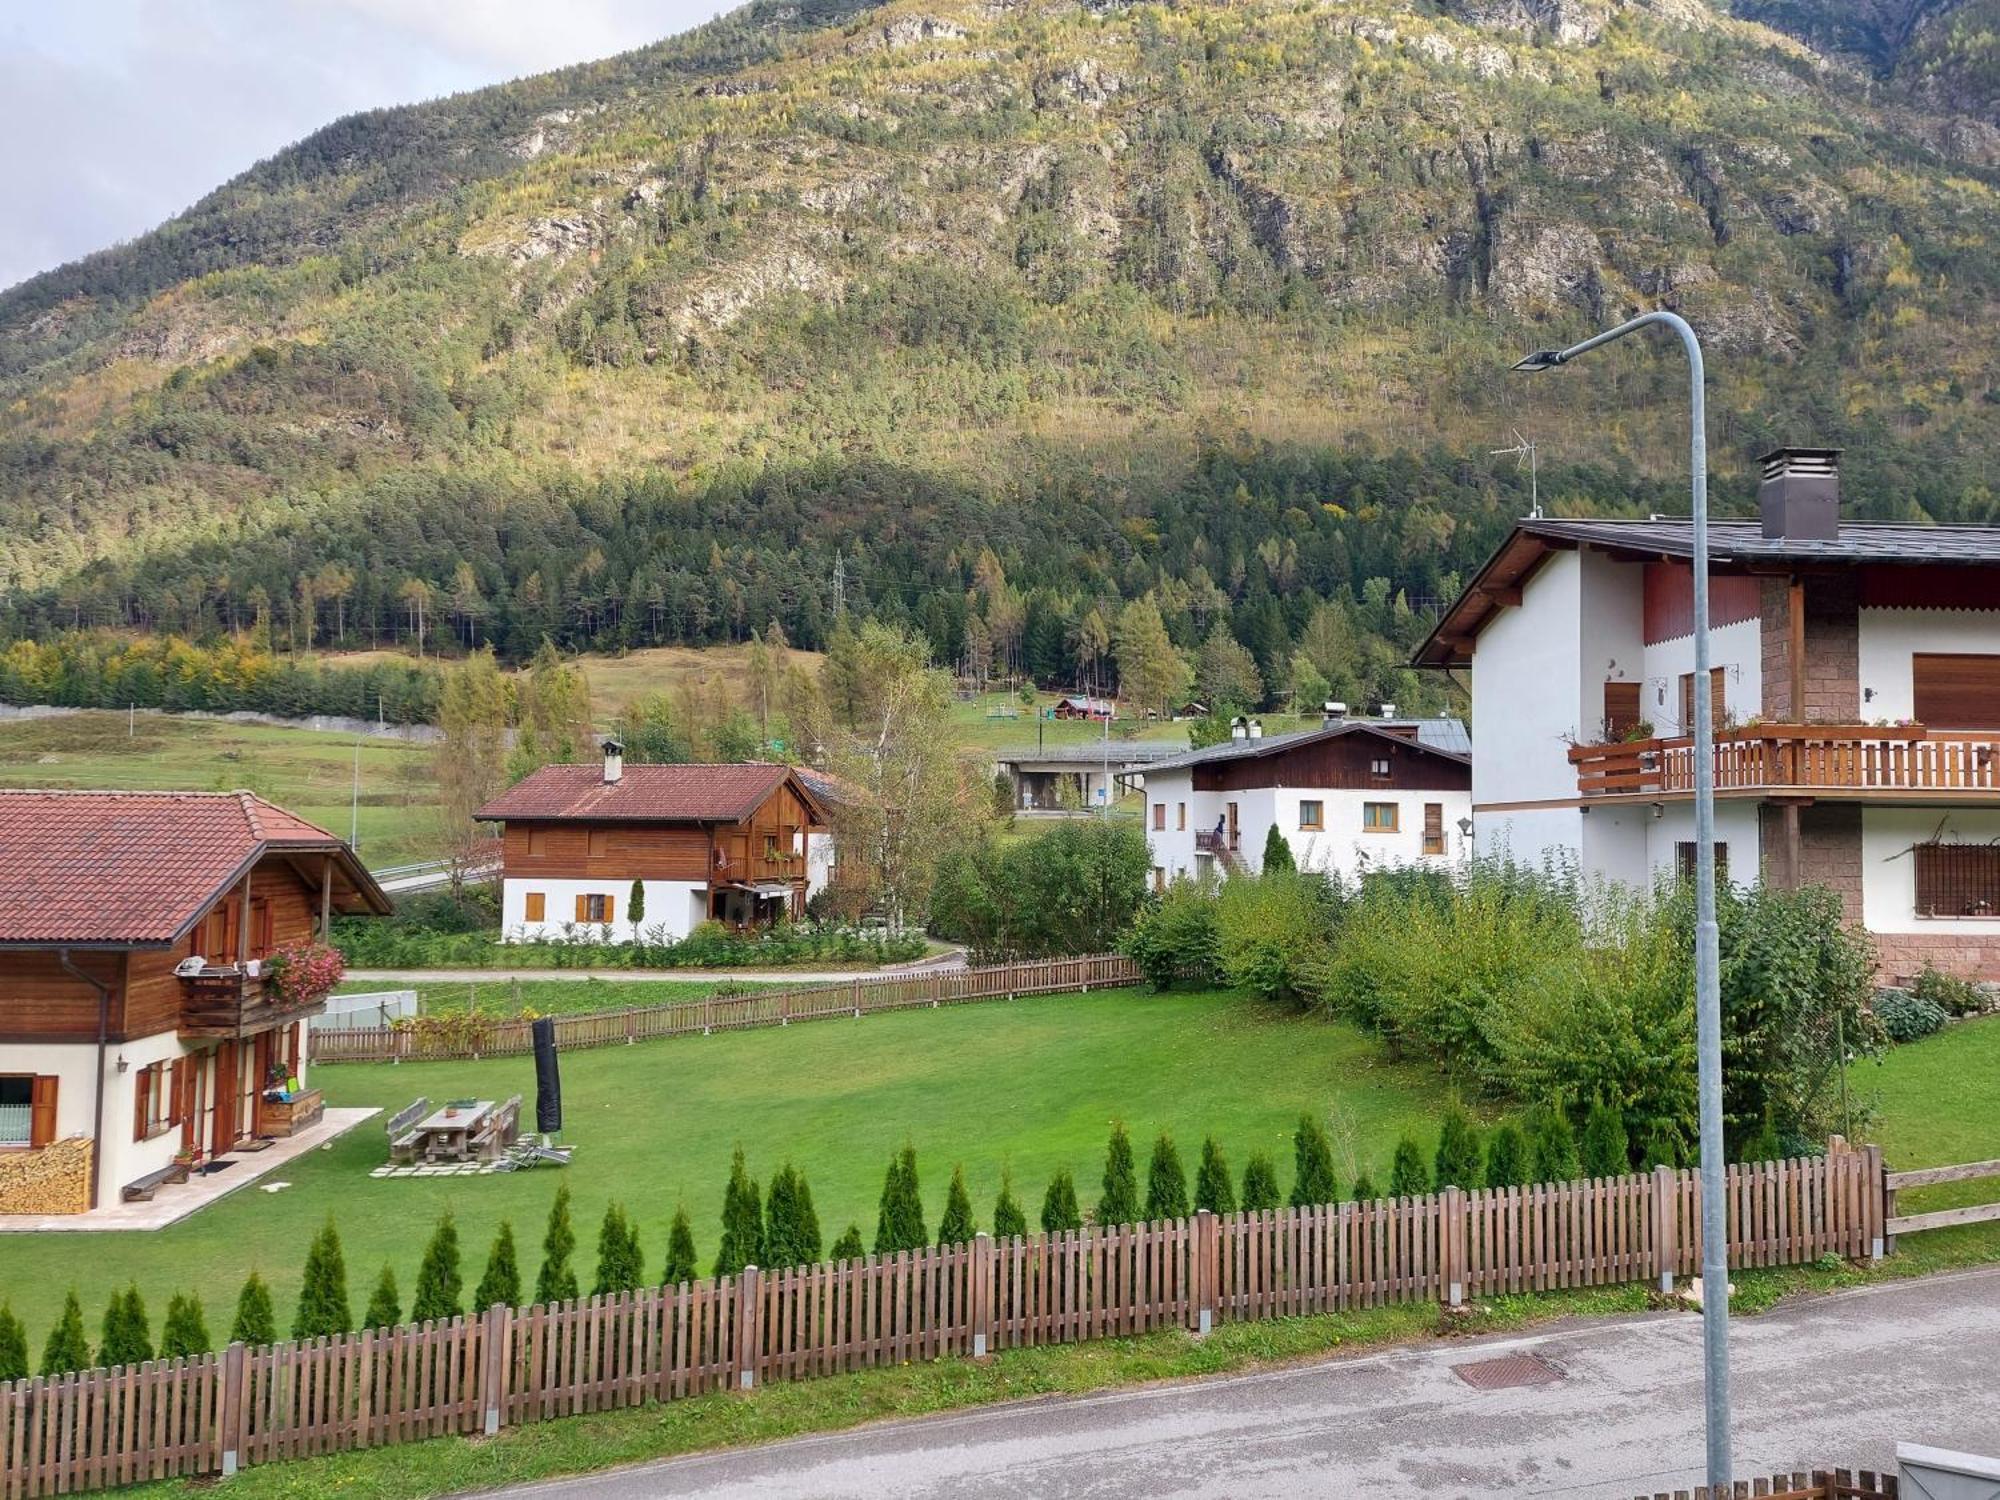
[1913,653,2000,728]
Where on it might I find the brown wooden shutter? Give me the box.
[1604,681,1642,739]
[574,893,589,922]
[525,891,546,922]
[1913,654,2000,728]
[169,1059,187,1128]
[30,1076,57,1149]
[1677,669,1727,733]
[133,1068,149,1142]
[604,896,616,924]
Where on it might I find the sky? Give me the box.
[0,0,725,293]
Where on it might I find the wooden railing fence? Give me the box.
[1569,723,2000,800]
[1,1148,1896,1497]
[309,953,1145,1063]
[1631,1473,1896,1500]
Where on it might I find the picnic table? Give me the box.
[386,1094,524,1165]
[414,1100,493,1161]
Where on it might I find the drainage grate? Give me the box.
[1450,1353,1563,1391]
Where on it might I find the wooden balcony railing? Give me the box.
[179,969,329,1040]
[1569,723,2000,798]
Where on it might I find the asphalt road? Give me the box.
[478,1266,2000,1500]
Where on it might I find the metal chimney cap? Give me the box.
[600,737,624,756]
[1756,446,1841,479]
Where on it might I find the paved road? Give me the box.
[481,1267,2000,1500]
[347,951,965,987]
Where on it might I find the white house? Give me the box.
[1142,711,1473,887]
[1414,446,2000,981]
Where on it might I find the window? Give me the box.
[524,891,547,923]
[1152,803,1166,831]
[527,828,549,857]
[1603,681,1643,740]
[133,1061,172,1142]
[1913,654,2000,729]
[1298,800,1325,830]
[1678,668,1727,734]
[1369,757,1392,779]
[1177,803,1187,831]
[1362,802,1399,833]
[1152,866,1167,893]
[576,893,614,923]
[1914,844,2000,917]
[1422,803,1445,856]
[0,1076,40,1148]
[250,898,274,958]
[764,833,781,861]
[1674,842,1730,884]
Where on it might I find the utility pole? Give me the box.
[350,738,361,850]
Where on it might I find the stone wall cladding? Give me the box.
[0,1135,93,1215]
[1803,574,1860,722]
[1875,932,2000,984]
[1760,578,1793,720]
[1796,803,1863,921]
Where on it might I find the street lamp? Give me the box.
[1513,310,1730,1492]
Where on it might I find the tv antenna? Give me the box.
[1492,431,1540,519]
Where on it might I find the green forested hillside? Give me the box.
[1,0,1995,710]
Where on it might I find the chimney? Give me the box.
[1377,702,1397,719]
[601,737,624,785]
[1229,715,1248,742]
[1248,718,1264,740]
[1758,447,1841,541]
[1323,700,1348,728]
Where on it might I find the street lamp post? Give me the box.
[1513,311,1729,1491]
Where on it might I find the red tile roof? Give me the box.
[0,790,383,947]
[476,763,824,825]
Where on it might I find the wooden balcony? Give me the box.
[1569,723,2000,800]
[178,968,329,1040]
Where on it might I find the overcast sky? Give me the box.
[0,1,724,294]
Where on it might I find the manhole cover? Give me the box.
[1450,1353,1563,1390]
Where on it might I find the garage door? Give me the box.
[1913,653,2000,728]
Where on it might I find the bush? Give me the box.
[1388,1136,1430,1198]
[1122,878,1222,990]
[229,1274,275,1347]
[592,1204,643,1295]
[1875,987,1948,1043]
[1484,1123,1528,1188]
[1433,1105,1482,1190]
[1145,1134,1189,1221]
[98,1286,152,1368]
[294,1219,351,1338]
[1240,1152,1281,1212]
[537,1184,581,1304]
[937,1165,976,1247]
[993,1172,1028,1239]
[413,1213,465,1321]
[1098,1123,1140,1226]
[1290,1113,1339,1207]
[364,1266,402,1331]
[1581,1097,1631,1178]
[1911,964,1984,1017]
[829,1225,865,1261]
[39,1292,89,1376]
[1193,1137,1236,1215]
[475,1222,521,1311]
[874,1146,927,1254]
[1261,824,1295,874]
[767,1165,824,1267]
[0,1304,26,1381]
[1040,1169,1082,1232]
[929,821,1152,963]
[1349,1169,1378,1202]
[1529,1105,1581,1185]
[334,914,926,971]
[718,1149,767,1274]
[1217,872,1337,1006]
[1637,1123,1683,1170]
[661,1208,699,1284]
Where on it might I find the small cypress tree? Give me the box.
[593,1203,643,1295]
[538,1183,580,1305]
[1349,1169,1378,1203]
[1098,1123,1139,1227]
[229,1273,275,1347]
[1040,1169,1082,1232]
[97,1289,131,1369]
[1434,1105,1483,1190]
[0,1303,28,1381]
[874,1145,926,1254]
[829,1225,865,1261]
[1290,1113,1338,1207]
[661,1206,699,1285]
[364,1265,402,1330]
[717,1147,767,1274]
[1530,1105,1582,1185]
[108,1285,153,1366]
[1261,824,1295,874]
[475,1221,522,1311]
[1581,1097,1630,1178]
[40,1291,89,1376]
[1740,1109,1782,1164]
[1145,1134,1189,1221]
[937,1165,976,1246]
[766,1165,825,1267]
[1484,1123,1529,1188]
[412,1212,464,1322]
[1193,1137,1236,1215]
[992,1172,1028,1239]
[1387,1136,1430,1198]
[1240,1152,1281,1212]
[627,878,646,942]
[293,1218,352,1338]
[1638,1123,1682,1170]
[160,1293,211,1359]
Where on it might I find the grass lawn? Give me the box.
[1867,1013,2000,1217]
[0,711,439,868]
[0,987,1473,1340]
[333,977,778,1017]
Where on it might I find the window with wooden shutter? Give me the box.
[1152,804,1165,831]
[582,893,612,923]
[1422,803,1445,855]
[252,898,275,957]
[524,891,546,922]
[527,828,549,857]
[170,1058,188,1130]
[574,892,589,922]
[1,1075,46,1148]
[1678,668,1727,734]
[30,1076,56,1148]
[1913,654,2000,729]
[1603,680,1643,740]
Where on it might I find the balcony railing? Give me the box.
[178,967,330,1039]
[1569,723,2000,798]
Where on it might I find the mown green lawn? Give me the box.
[333,977,778,1018]
[1867,1013,2000,1223]
[0,987,1473,1342]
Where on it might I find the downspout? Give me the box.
[58,947,113,1211]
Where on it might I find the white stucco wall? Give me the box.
[806,831,835,902]
[1642,618,1763,735]
[1471,548,1585,806]
[1578,547,1647,742]
[10,1029,194,1198]
[1146,775,1469,884]
[1861,806,2000,932]
[501,877,710,942]
[1473,805,1585,874]
[1579,805,1650,888]
[1642,800,1764,887]
[1858,610,2000,724]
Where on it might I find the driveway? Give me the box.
[478,1266,2000,1499]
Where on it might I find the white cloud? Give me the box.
[0,0,724,293]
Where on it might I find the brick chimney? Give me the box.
[1758,448,1841,541]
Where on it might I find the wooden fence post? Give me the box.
[1441,1187,1465,1307]
[218,1341,245,1477]
[736,1267,762,1391]
[1654,1165,1677,1294]
[971,1233,994,1360]
[481,1303,509,1435]
[1865,1143,1886,1262]
[1193,1209,1216,1335]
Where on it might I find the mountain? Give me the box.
[0,0,1995,708]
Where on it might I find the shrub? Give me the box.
[1145,1135,1189,1221]
[413,1213,465,1321]
[1193,1137,1236,1215]
[766,1165,824,1267]
[1484,1123,1528,1188]
[1240,1152,1281,1212]
[40,1292,90,1376]
[1738,1109,1783,1164]
[1290,1113,1338,1207]
[929,821,1152,963]
[1581,1097,1630,1178]
[1040,1169,1082,1232]
[0,1304,26,1381]
[1122,878,1221,990]
[592,1204,643,1295]
[1637,1123,1682,1170]
[1529,1106,1581,1185]
[1911,964,1983,1017]
[874,1146,927,1254]
[1433,1105,1483,1190]
[1261,824,1295,874]
[661,1208,698,1285]
[475,1222,521,1311]
[1217,873,1336,1006]
[829,1225,865,1261]
[1875,988,1948,1043]
[364,1266,402,1331]
[537,1184,580,1304]
[294,1219,352,1338]
[1388,1136,1430,1198]
[229,1274,275,1347]
[992,1172,1028,1239]
[1098,1123,1140,1226]
[159,1293,210,1360]
[1349,1169,1378,1203]
[717,1149,767,1274]
[937,1165,976,1246]
[98,1286,152,1368]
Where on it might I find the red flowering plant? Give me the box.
[264,942,346,1007]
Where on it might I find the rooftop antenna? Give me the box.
[1492,430,1540,519]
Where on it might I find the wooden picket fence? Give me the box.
[0,1147,1892,1497]
[1630,1472,1896,1499]
[308,953,1144,1063]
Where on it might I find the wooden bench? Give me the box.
[470,1094,522,1160]
[121,1161,189,1203]
[386,1097,430,1165]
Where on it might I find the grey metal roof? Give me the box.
[1519,517,2000,566]
[1142,718,1471,775]
[993,743,1188,768]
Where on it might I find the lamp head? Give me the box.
[1511,349,1567,373]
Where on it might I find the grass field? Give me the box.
[0,712,440,867]
[334,977,778,1017]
